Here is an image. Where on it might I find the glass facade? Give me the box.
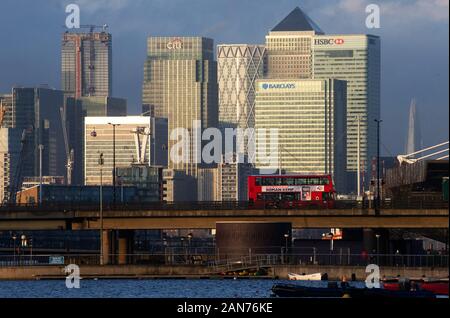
[255,79,347,192]
[313,35,381,185]
[142,37,218,183]
[61,31,112,98]
[84,116,155,185]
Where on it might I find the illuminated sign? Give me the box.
[261,185,325,192]
[262,186,302,192]
[261,83,296,90]
[314,38,345,45]
[167,38,183,50]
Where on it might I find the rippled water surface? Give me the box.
[0,279,365,298]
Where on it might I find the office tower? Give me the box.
[61,26,112,98]
[265,7,323,79]
[0,128,21,202]
[217,154,253,201]
[217,44,266,156]
[63,96,127,185]
[255,79,347,192]
[405,98,423,155]
[162,169,197,202]
[0,87,65,201]
[197,167,219,201]
[142,37,218,200]
[313,34,380,190]
[265,7,381,192]
[84,116,167,185]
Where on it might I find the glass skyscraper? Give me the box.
[217,44,266,157]
[142,37,218,200]
[61,29,112,98]
[255,79,347,192]
[313,34,381,189]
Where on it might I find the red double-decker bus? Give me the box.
[248,174,336,208]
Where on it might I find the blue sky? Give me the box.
[0,0,448,155]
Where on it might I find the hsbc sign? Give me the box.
[314,38,345,45]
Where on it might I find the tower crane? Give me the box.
[397,141,449,165]
[7,128,31,205]
[60,106,74,185]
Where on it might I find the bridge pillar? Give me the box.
[117,230,134,265]
[102,230,111,265]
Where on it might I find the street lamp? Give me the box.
[284,233,289,264]
[12,234,17,265]
[20,234,27,265]
[375,234,381,265]
[98,152,104,265]
[374,119,383,216]
[108,123,120,207]
[29,237,33,265]
[284,233,289,254]
[187,233,193,264]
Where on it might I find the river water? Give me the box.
[0,279,366,298]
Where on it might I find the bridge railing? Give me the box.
[0,253,447,269]
[0,199,448,212]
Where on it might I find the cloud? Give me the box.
[60,0,144,14]
[319,0,449,24]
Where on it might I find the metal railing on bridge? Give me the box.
[0,199,448,212]
[0,252,447,269]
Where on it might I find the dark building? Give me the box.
[17,184,161,205]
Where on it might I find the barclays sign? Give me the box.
[261,83,296,90]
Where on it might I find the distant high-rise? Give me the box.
[217,44,266,156]
[405,98,423,155]
[265,7,381,192]
[265,7,323,79]
[64,96,127,185]
[84,116,167,185]
[61,27,112,98]
[0,87,65,201]
[255,79,347,192]
[142,37,218,200]
[313,34,380,190]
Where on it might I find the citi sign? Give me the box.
[261,83,296,90]
[315,38,345,45]
[167,38,183,50]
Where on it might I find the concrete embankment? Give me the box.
[0,265,447,280]
[271,265,449,281]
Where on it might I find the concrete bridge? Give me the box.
[0,208,448,231]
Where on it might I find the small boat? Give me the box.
[271,283,436,299]
[382,277,449,295]
[288,272,322,281]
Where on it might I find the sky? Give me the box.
[0,0,448,156]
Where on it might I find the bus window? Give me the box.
[295,178,306,185]
[320,178,330,185]
[255,178,261,186]
[282,193,295,201]
[275,177,283,185]
[286,178,294,185]
[264,178,275,186]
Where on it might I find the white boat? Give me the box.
[288,272,322,281]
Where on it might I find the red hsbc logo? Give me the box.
[315,38,345,45]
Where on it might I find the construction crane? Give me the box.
[397,141,449,165]
[60,107,74,185]
[7,128,31,205]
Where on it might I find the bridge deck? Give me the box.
[0,209,447,230]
